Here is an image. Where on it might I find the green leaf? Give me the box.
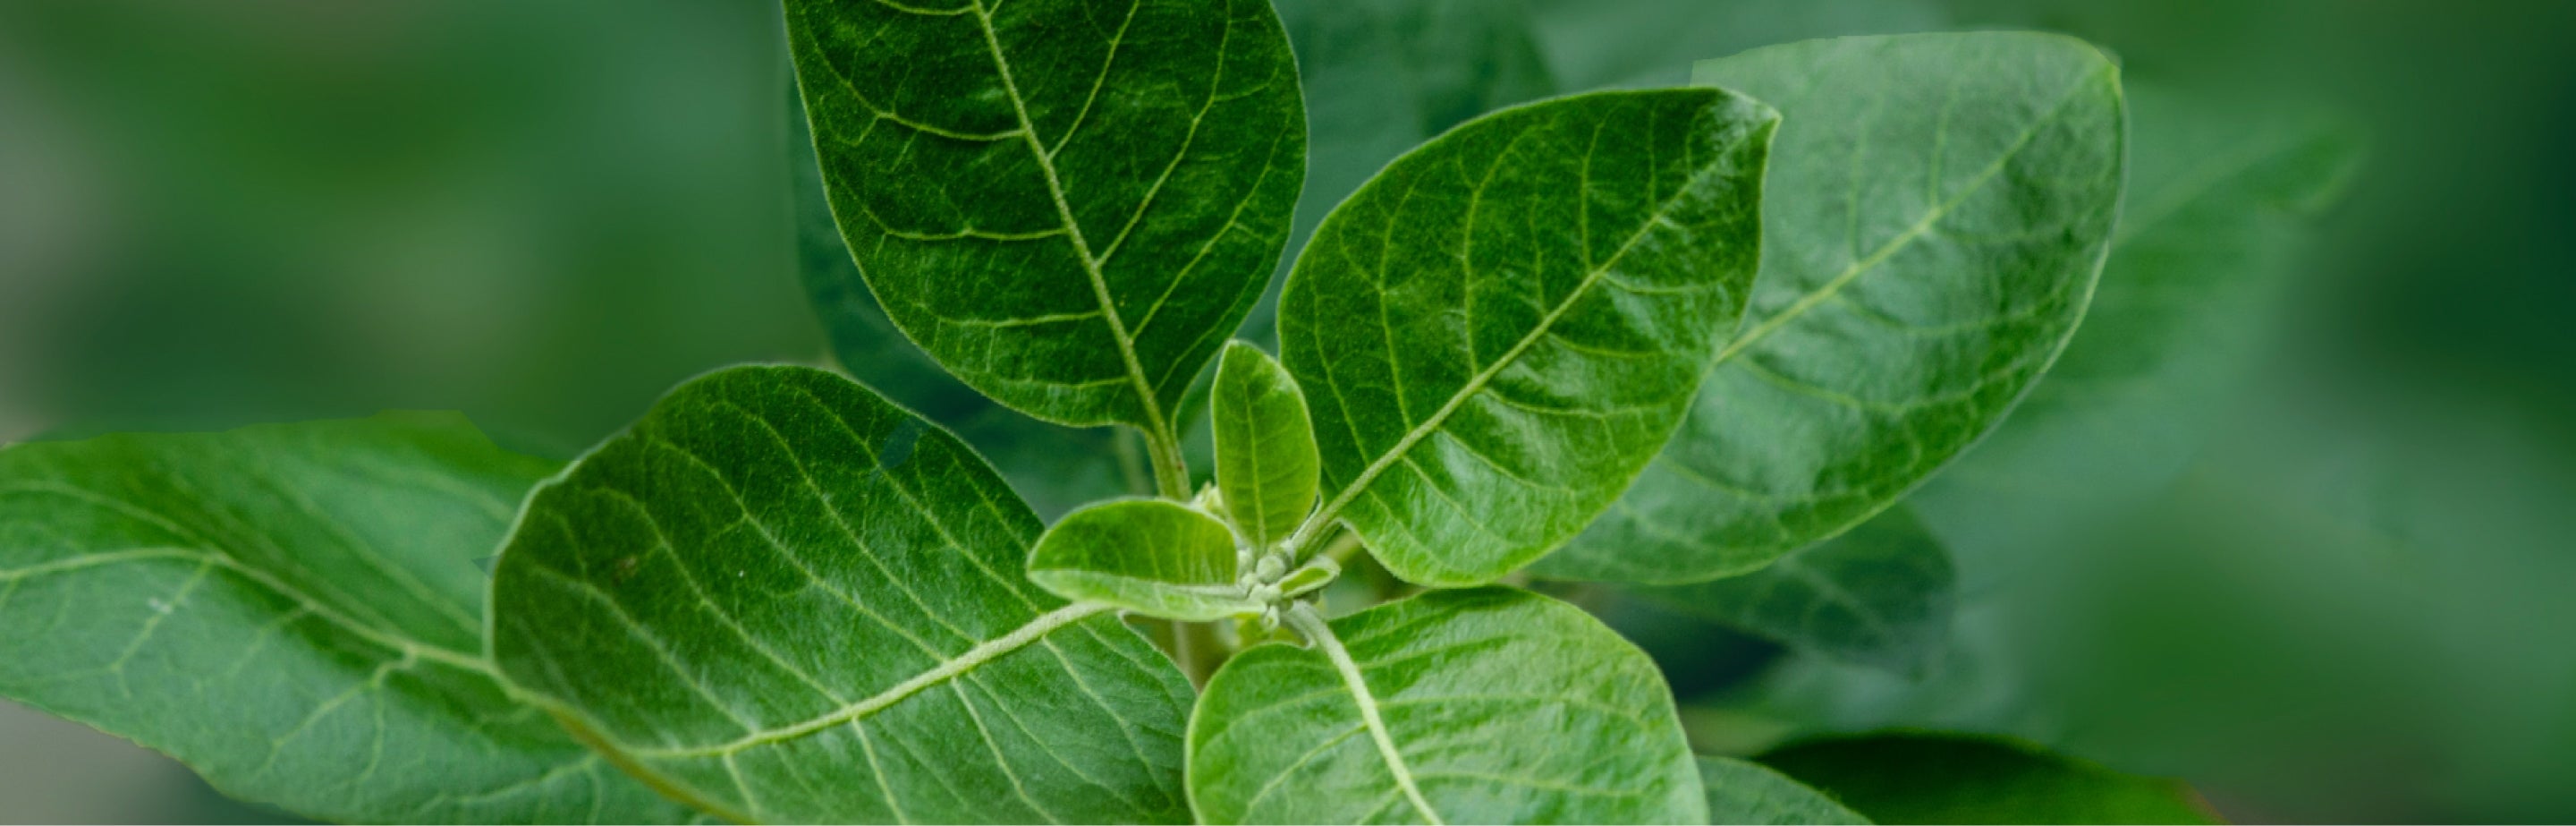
[0,414,696,823]
[1698,756,1870,826]
[1909,85,2362,564]
[1633,507,1955,676]
[1030,498,1257,622]
[1758,733,2216,824]
[1537,32,2128,585]
[1280,89,1778,586]
[785,0,1306,435]
[1214,342,1319,549]
[1189,588,1705,824]
[487,366,1195,823]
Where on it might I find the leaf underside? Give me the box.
[1538,31,2128,585]
[786,0,1306,430]
[488,365,1195,823]
[1634,506,1956,676]
[1282,88,1778,586]
[1189,588,1705,824]
[0,415,697,824]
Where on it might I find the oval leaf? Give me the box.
[489,366,1195,823]
[1634,507,1955,677]
[0,415,694,823]
[785,0,1306,432]
[1279,89,1778,585]
[1030,498,1256,622]
[1188,588,1705,824]
[1759,733,2217,824]
[1699,756,1870,826]
[1537,32,2127,584]
[1214,342,1320,549]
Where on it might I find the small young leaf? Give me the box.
[785,0,1306,432]
[1213,342,1319,549]
[1030,498,1258,622]
[1538,32,2129,584]
[1758,733,2217,824]
[1189,588,1706,824]
[1280,89,1778,586]
[1632,507,1956,676]
[1698,755,1871,826]
[489,366,1194,823]
[0,414,694,823]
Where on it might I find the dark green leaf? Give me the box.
[1634,507,1955,676]
[1698,756,1869,826]
[1191,588,1704,824]
[1758,733,2216,824]
[1214,342,1319,549]
[1909,85,2362,564]
[785,0,1306,435]
[1030,498,1257,622]
[1280,89,1778,585]
[0,414,696,823]
[488,366,1194,823]
[1538,32,2127,584]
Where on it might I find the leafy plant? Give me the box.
[0,0,2360,823]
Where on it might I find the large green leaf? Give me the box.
[0,414,696,823]
[1279,89,1777,585]
[785,0,1306,435]
[1758,733,2216,824]
[1029,498,1256,623]
[487,366,1195,823]
[1188,588,1704,824]
[1213,342,1318,549]
[1697,756,1869,826]
[1538,32,2127,584]
[1908,85,2361,568]
[1634,507,1955,676]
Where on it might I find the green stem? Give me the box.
[1141,422,1191,500]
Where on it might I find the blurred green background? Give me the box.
[3,0,2572,822]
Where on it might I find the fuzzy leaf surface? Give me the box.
[1538,32,2126,584]
[1635,507,1954,676]
[785,0,1305,430]
[488,366,1195,823]
[1030,498,1256,622]
[0,414,697,823]
[1759,734,2216,824]
[1189,588,1704,824]
[1280,89,1777,586]
[1213,342,1319,549]
[1697,756,1869,826]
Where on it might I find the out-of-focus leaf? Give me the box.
[1539,33,2126,585]
[1280,89,1776,585]
[1527,0,1951,91]
[785,0,1305,434]
[1698,755,1870,826]
[1189,588,1705,824]
[1635,507,1954,676]
[1030,498,1257,623]
[0,415,697,823]
[488,366,1194,823]
[1213,342,1318,549]
[1758,733,2216,824]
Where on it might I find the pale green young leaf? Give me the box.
[1698,756,1870,826]
[1213,342,1319,549]
[1280,89,1778,586]
[488,366,1195,823]
[1909,85,2362,565]
[1188,588,1705,824]
[1759,733,2216,824]
[785,0,1306,432]
[1538,32,2128,584]
[1634,507,1955,676]
[1030,498,1258,623]
[0,414,697,823]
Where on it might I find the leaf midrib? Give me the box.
[1288,605,1445,825]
